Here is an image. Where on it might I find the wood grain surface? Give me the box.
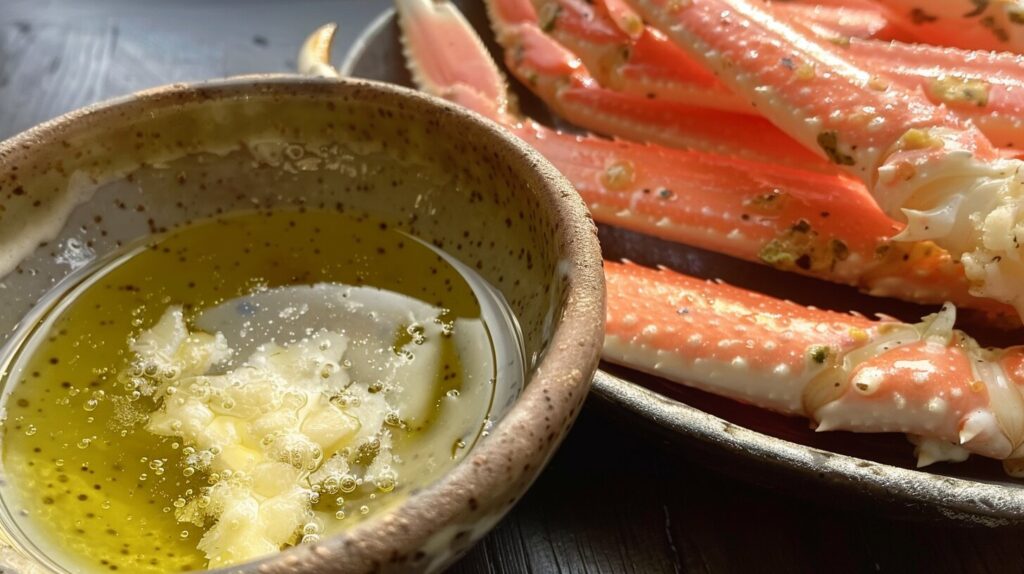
[2,1,1024,572]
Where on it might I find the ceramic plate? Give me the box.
[340,1,1024,524]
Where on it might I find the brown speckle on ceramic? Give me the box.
[0,77,605,572]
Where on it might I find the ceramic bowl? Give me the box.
[0,77,605,572]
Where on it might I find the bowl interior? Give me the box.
[1,81,565,365]
[0,78,602,571]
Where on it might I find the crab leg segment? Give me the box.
[530,0,913,114]
[621,0,981,178]
[775,3,909,41]
[484,0,831,170]
[545,136,1000,319]
[517,0,1024,150]
[626,0,1024,318]
[844,39,1024,149]
[531,0,752,113]
[604,260,875,415]
[399,0,508,113]
[586,0,1024,148]
[528,0,904,117]
[594,0,905,41]
[384,0,1019,323]
[604,261,1024,467]
[524,121,1014,324]
[873,0,1024,53]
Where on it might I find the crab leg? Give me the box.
[371,0,1021,325]
[485,0,834,171]
[525,0,1024,148]
[536,130,1016,325]
[625,0,1024,319]
[595,0,909,42]
[846,39,1024,149]
[774,3,909,41]
[524,0,753,114]
[872,0,1024,53]
[605,260,1024,471]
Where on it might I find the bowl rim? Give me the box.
[0,76,606,572]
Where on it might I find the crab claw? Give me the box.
[396,0,511,117]
[298,23,341,78]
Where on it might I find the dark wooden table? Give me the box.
[3,1,1024,572]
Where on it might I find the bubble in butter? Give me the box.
[0,209,525,572]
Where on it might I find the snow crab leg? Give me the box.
[484,0,831,171]
[521,0,1024,148]
[366,0,1018,325]
[626,0,1024,320]
[846,39,1024,149]
[774,2,909,41]
[605,260,1024,472]
[872,0,1024,53]
[596,0,909,42]
[517,0,753,114]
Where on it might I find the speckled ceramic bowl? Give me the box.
[0,77,604,572]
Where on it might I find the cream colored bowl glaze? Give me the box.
[0,77,605,572]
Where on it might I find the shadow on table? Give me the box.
[449,397,1024,574]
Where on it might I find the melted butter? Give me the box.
[0,209,524,572]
